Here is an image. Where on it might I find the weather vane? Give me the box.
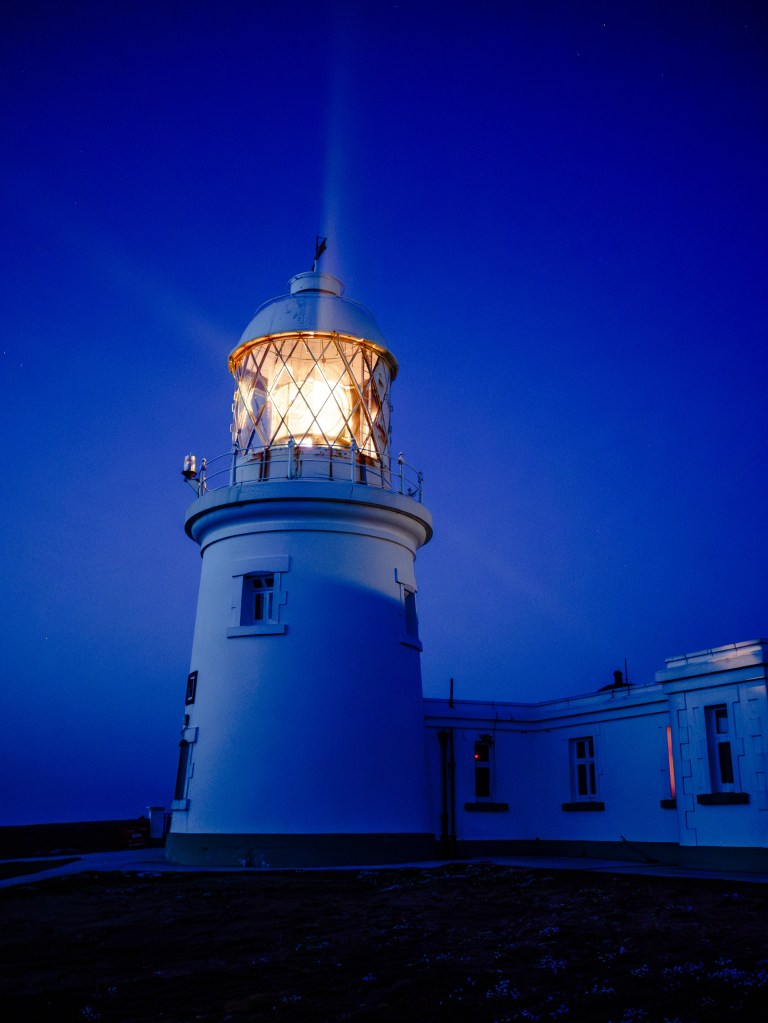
[312,236,328,271]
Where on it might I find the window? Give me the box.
[697,703,748,805]
[394,568,422,650]
[463,734,508,812]
[185,671,198,706]
[562,735,604,811]
[246,574,275,623]
[174,740,190,802]
[474,738,491,798]
[706,704,735,792]
[404,589,419,639]
[227,556,289,637]
[571,736,597,799]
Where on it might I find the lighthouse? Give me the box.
[166,256,434,866]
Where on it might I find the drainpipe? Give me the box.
[438,728,457,857]
[448,727,456,854]
[438,730,449,853]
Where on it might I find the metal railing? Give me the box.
[183,441,424,502]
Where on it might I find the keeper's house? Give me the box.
[425,639,768,870]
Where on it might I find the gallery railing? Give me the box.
[183,442,424,503]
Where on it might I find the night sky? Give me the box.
[1,1,766,825]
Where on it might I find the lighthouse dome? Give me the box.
[235,270,390,351]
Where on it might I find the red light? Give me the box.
[666,725,676,800]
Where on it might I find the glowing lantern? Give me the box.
[229,271,396,466]
[268,344,352,447]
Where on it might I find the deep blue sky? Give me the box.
[1,1,766,824]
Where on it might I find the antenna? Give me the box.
[312,236,328,270]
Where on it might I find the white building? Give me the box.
[168,262,767,870]
[425,639,768,870]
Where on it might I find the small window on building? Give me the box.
[174,740,190,802]
[395,569,421,650]
[474,737,491,798]
[185,671,198,706]
[404,589,419,639]
[246,574,275,624]
[706,704,735,791]
[571,736,597,800]
[227,557,289,638]
[465,734,508,813]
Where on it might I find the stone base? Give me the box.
[165,831,439,867]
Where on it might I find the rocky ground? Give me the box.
[1,862,767,1022]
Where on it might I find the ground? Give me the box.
[2,862,767,1022]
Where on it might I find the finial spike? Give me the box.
[312,236,328,271]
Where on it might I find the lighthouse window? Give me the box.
[185,671,198,706]
[404,589,418,637]
[174,740,190,802]
[249,574,275,622]
[396,570,422,650]
[227,556,289,638]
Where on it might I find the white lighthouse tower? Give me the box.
[166,255,434,866]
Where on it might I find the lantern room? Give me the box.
[229,270,397,485]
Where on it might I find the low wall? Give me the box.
[0,819,159,858]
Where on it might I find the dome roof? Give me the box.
[235,270,390,351]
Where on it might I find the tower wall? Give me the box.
[166,480,435,866]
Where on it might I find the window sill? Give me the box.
[464,801,509,813]
[561,801,605,812]
[660,798,677,809]
[227,624,286,637]
[696,792,749,806]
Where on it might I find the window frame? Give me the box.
[705,703,736,793]
[394,567,422,650]
[173,740,190,802]
[473,737,492,800]
[185,670,198,706]
[562,734,605,812]
[403,588,419,640]
[227,556,290,638]
[464,732,509,812]
[246,573,277,624]
[570,735,598,802]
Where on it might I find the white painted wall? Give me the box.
[424,641,768,852]
[171,479,433,840]
[658,643,768,849]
